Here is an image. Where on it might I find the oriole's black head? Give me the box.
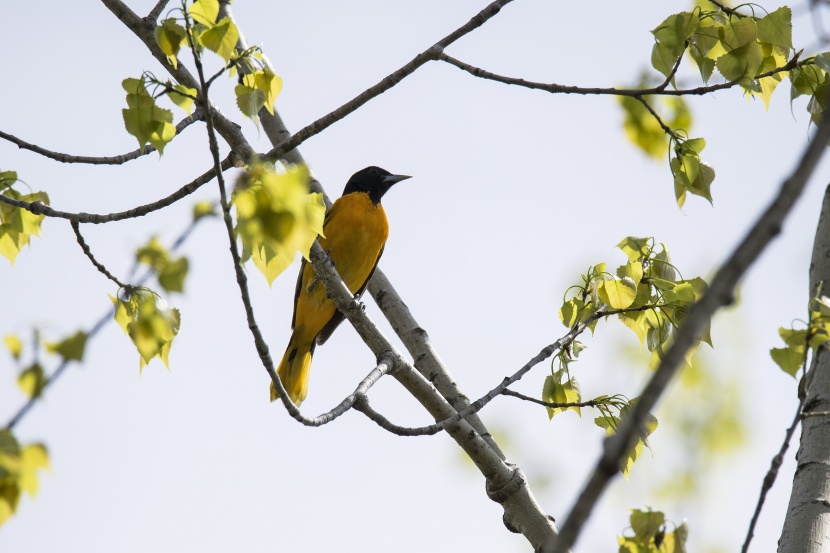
[342,166,411,205]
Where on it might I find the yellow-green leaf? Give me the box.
[599,279,637,309]
[168,84,197,115]
[45,331,87,362]
[3,335,22,360]
[155,19,187,68]
[199,17,238,62]
[188,0,219,26]
[17,364,46,399]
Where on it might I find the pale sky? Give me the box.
[2,1,829,551]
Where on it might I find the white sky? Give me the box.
[2,1,829,551]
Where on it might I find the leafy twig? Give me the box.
[501,389,612,410]
[4,213,207,431]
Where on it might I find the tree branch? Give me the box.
[742,397,805,553]
[0,155,233,223]
[437,51,800,97]
[261,0,516,163]
[553,108,830,553]
[0,110,203,165]
[306,242,559,549]
[146,0,170,22]
[501,389,613,410]
[70,220,128,289]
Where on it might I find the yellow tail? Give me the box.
[270,333,314,405]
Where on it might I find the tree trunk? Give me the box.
[778,183,830,552]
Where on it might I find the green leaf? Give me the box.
[756,7,792,50]
[771,346,803,377]
[599,279,638,309]
[617,236,651,262]
[122,79,176,154]
[652,12,697,55]
[0,189,50,265]
[234,84,266,121]
[630,509,665,541]
[188,0,219,26]
[3,335,22,360]
[18,444,49,496]
[0,171,18,192]
[193,200,217,221]
[167,84,197,115]
[199,17,239,62]
[155,19,187,68]
[716,41,763,87]
[617,260,644,285]
[542,371,582,419]
[109,289,181,371]
[16,364,46,399]
[651,42,680,80]
[44,331,87,362]
[158,257,189,293]
[233,163,327,285]
[721,17,758,50]
[559,296,584,327]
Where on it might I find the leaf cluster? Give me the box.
[0,171,49,265]
[561,236,711,369]
[0,430,49,527]
[110,288,181,371]
[232,163,325,285]
[155,0,282,129]
[770,293,830,377]
[618,508,688,553]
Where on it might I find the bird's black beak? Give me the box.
[382,174,411,185]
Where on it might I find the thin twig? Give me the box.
[741,398,805,553]
[437,51,799,98]
[70,220,128,289]
[636,96,677,137]
[0,111,202,165]
[501,389,611,410]
[262,0,516,163]
[552,105,830,553]
[0,155,233,223]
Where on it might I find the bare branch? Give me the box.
[71,220,128,289]
[146,0,170,22]
[437,51,800,98]
[553,108,830,553]
[742,398,805,553]
[0,156,233,223]
[262,0,516,163]
[0,112,203,165]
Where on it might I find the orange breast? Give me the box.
[293,192,389,339]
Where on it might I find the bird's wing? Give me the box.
[291,258,307,330]
[315,244,385,346]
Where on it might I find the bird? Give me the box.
[271,166,411,406]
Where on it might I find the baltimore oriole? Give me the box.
[271,166,410,405]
